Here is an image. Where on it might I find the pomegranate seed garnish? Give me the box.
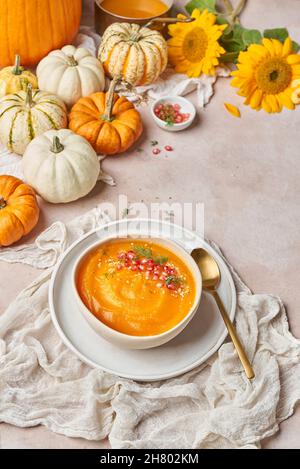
[117,264,123,270]
[127,251,135,260]
[153,148,161,155]
[131,265,138,271]
[167,283,176,290]
[164,145,173,152]
[152,274,159,280]
[174,103,181,111]
[138,265,145,271]
[141,258,148,264]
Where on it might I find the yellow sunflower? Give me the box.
[168,9,227,77]
[231,37,300,113]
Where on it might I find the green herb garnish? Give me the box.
[133,246,153,259]
[165,275,182,286]
[153,256,168,265]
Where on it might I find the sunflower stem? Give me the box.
[222,0,234,14]
[0,196,6,209]
[231,0,247,23]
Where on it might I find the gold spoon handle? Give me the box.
[212,290,255,380]
[144,17,195,29]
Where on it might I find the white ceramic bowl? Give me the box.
[72,236,202,349]
[151,96,196,132]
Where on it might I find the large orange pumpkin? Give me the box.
[69,77,143,155]
[0,0,82,67]
[0,175,40,247]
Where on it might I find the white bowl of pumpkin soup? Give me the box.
[73,237,202,349]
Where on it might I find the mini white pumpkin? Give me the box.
[37,45,106,108]
[0,85,67,155]
[22,129,100,204]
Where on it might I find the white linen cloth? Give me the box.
[0,206,300,449]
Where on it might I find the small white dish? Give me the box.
[49,219,237,382]
[72,237,202,350]
[151,96,196,132]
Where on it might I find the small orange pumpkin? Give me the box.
[0,175,40,247]
[69,77,143,155]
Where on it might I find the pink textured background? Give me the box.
[0,0,300,449]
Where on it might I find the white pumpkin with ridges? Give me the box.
[0,86,67,155]
[22,129,100,204]
[98,23,168,86]
[37,45,105,108]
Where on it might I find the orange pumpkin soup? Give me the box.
[76,239,196,336]
[101,0,168,19]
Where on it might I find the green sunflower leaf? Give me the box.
[185,0,217,15]
[263,28,289,42]
[242,29,262,46]
[263,28,299,52]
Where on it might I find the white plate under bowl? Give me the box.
[49,219,236,382]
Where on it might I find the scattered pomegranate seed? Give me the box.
[164,145,173,152]
[153,274,159,280]
[153,148,161,155]
[117,264,123,270]
[127,251,135,260]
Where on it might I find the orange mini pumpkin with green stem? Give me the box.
[0,175,39,247]
[69,77,143,155]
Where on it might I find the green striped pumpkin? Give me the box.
[0,85,67,155]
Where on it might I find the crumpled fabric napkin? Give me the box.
[0,207,300,449]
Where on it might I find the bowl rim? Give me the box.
[95,0,174,21]
[151,95,196,128]
[72,234,202,342]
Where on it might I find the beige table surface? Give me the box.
[0,0,300,449]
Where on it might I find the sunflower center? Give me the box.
[182,28,208,63]
[256,57,292,94]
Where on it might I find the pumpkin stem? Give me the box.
[67,55,78,67]
[102,76,121,122]
[144,16,195,29]
[25,84,33,107]
[12,55,23,76]
[0,196,6,209]
[51,136,65,154]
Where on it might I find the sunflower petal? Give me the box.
[224,103,241,118]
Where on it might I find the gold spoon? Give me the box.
[191,248,255,380]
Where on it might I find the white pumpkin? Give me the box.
[22,129,100,204]
[0,85,67,155]
[37,45,106,108]
[98,23,168,86]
